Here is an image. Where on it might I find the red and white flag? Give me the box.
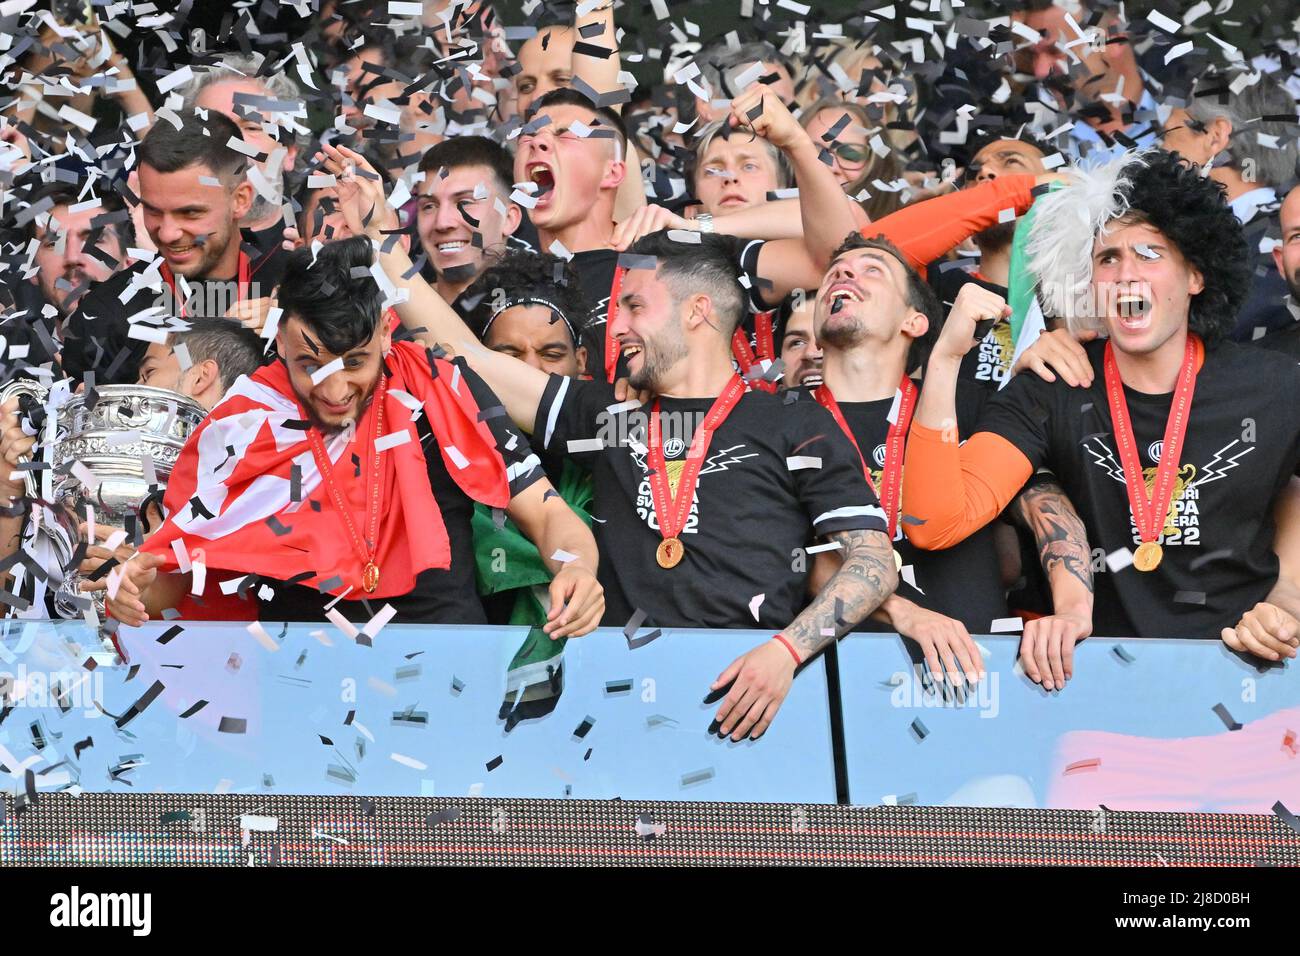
[143,342,512,599]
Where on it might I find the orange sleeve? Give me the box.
[864,174,1038,272]
[901,423,1034,550]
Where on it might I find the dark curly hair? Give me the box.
[1124,150,1250,346]
[461,250,593,348]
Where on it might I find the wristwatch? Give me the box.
[695,213,715,233]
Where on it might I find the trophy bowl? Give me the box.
[25,384,207,619]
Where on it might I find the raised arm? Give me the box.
[904,283,1032,549]
[710,526,898,740]
[728,87,861,306]
[316,144,552,433]
[570,3,647,221]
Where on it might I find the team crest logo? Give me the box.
[664,437,686,459]
[872,443,887,468]
[1148,440,1163,463]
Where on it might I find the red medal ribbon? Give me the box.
[647,374,745,542]
[160,251,251,318]
[603,264,626,383]
[306,373,388,591]
[1104,335,1201,548]
[730,310,778,393]
[814,375,917,538]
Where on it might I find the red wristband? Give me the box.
[772,633,802,666]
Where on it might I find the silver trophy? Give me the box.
[0,381,206,622]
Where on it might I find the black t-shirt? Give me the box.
[257,362,543,625]
[977,338,1300,638]
[0,280,63,378]
[534,375,886,629]
[1256,315,1300,362]
[828,381,1008,633]
[932,267,1015,391]
[61,245,288,384]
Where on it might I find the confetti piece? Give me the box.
[390,752,428,770]
[1105,549,1135,572]
[990,617,1024,634]
[605,679,634,695]
[426,807,460,826]
[573,716,595,739]
[310,358,345,385]
[1112,645,1136,664]
[680,767,715,787]
[178,700,208,719]
[1163,40,1194,64]
[1173,591,1206,605]
[1212,703,1243,731]
[246,622,281,653]
[786,456,822,470]
[240,814,278,832]
[218,717,248,734]
[375,429,412,451]
[486,755,503,772]
[1273,801,1300,834]
[1064,758,1102,775]
[910,718,929,741]
[450,676,465,694]
[748,593,764,621]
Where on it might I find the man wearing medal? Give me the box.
[317,143,899,742]
[106,237,605,638]
[60,110,288,385]
[806,233,1059,689]
[902,148,1300,681]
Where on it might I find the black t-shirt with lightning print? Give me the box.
[978,339,1300,639]
[534,375,886,629]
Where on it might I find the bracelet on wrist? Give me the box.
[772,633,802,666]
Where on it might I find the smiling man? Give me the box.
[416,136,524,311]
[364,216,897,740]
[108,238,604,633]
[60,110,288,384]
[902,149,1300,662]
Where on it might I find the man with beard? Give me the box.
[903,150,1300,682]
[107,238,604,635]
[1255,185,1300,359]
[345,157,897,737]
[59,111,288,384]
[0,183,133,371]
[180,55,307,257]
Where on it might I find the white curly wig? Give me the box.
[1024,147,1161,336]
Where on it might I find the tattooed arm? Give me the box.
[1011,477,1094,691]
[709,527,897,740]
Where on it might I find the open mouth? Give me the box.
[799,369,823,387]
[826,285,863,313]
[435,241,468,256]
[165,244,197,260]
[621,342,644,363]
[1114,293,1152,329]
[527,163,556,198]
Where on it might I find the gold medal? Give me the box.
[656,537,684,569]
[363,561,381,592]
[1133,542,1163,572]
